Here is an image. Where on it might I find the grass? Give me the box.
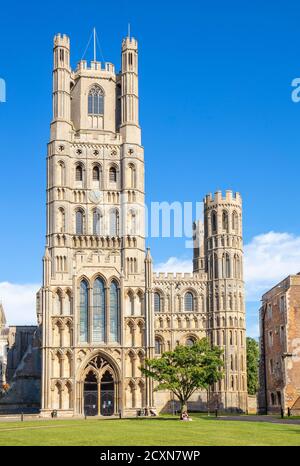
[0,414,299,446]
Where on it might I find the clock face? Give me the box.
[89,190,102,204]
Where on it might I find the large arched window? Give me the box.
[80,280,88,342]
[109,209,119,236]
[88,85,104,115]
[185,292,194,312]
[110,281,120,343]
[93,209,102,235]
[76,209,84,235]
[154,292,161,312]
[93,278,105,342]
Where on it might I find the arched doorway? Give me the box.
[81,354,119,416]
[101,370,114,416]
[84,371,98,416]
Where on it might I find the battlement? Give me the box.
[204,190,242,205]
[76,60,115,74]
[54,33,70,48]
[122,36,138,50]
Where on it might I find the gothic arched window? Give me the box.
[232,210,238,232]
[76,209,84,235]
[57,161,65,186]
[222,210,229,232]
[54,290,63,315]
[79,280,88,342]
[75,164,83,182]
[88,85,104,115]
[109,209,119,236]
[186,337,195,347]
[211,211,217,233]
[185,292,194,312]
[129,210,136,235]
[57,207,65,233]
[128,291,135,316]
[110,281,120,343]
[129,164,136,188]
[93,209,102,235]
[92,165,100,182]
[109,166,117,183]
[93,278,105,342]
[226,253,230,278]
[214,253,218,279]
[155,337,163,354]
[154,292,161,312]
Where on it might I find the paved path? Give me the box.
[216,415,300,425]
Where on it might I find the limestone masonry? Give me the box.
[0,33,247,416]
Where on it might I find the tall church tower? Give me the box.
[39,32,154,417]
[204,191,247,411]
[37,31,247,417]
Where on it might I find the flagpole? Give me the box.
[93,27,96,61]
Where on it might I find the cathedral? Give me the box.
[1,32,248,416]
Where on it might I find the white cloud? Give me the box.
[155,232,300,301]
[155,256,192,273]
[0,282,40,326]
[244,231,300,301]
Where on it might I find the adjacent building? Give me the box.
[0,305,40,413]
[258,274,300,414]
[0,304,8,387]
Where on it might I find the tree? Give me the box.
[246,337,259,395]
[141,338,224,414]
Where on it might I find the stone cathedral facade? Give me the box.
[36,32,247,417]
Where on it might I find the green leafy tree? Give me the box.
[141,338,224,414]
[246,337,259,395]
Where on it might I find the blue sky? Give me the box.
[1,0,300,335]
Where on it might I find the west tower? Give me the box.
[37,32,247,417]
[39,32,153,417]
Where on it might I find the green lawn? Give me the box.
[0,415,299,446]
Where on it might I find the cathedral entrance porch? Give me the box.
[80,353,119,417]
